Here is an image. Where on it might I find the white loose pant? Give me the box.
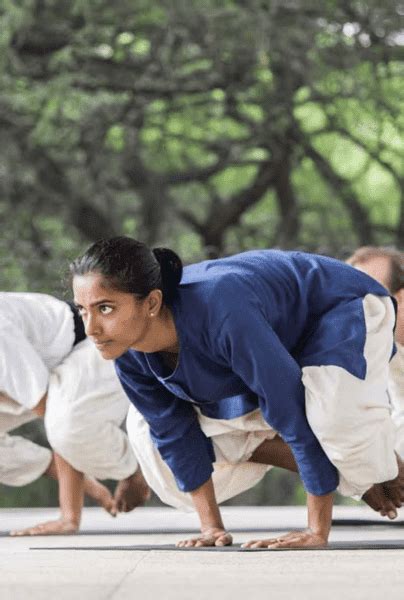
[0,339,138,486]
[0,411,52,486]
[127,405,274,511]
[304,294,398,497]
[388,342,404,458]
[45,339,138,481]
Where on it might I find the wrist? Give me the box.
[62,514,80,528]
[306,527,329,543]
[200,524,225,534]
[307,491,333,540]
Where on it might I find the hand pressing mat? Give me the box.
[31,540,404,552]
[4,518,403,538]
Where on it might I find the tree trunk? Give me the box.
[273,153,300,249]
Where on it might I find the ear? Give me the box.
[146,289,163,316]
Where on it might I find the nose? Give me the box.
[84,312,101,337]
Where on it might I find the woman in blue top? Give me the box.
[71,237,404,549]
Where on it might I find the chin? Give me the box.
[96,345,123,360]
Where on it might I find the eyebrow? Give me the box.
[74,299,116,308]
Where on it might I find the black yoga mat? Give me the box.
[31,540,404,552]
[3,519,404,538]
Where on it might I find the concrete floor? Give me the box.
[1,506,404,600]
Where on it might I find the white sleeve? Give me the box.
[0,327,49,410]
[389,343,404,457]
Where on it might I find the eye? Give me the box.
[99,305,113,315]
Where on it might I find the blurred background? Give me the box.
[1,0,403,509]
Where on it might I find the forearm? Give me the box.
[307,491,334,542]
[54,452,84,528]
[176,477,231,547]
[190,477,224,532]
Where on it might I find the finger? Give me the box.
[9,529,26,537]
[242,536,286,548]
[215,536,229,547]
[214,535,229,546]
[108,501,118,517]
[29,525,51,536]
[266,537,309,549]
[195,539,209,547]
[215,535,230,547]
[378,498,396,513]
[385,500,398,513]
[266,540,300,549]
[278,536,312,548]
[241,541,254,548]
[241,539,262,548]
[247,540,271,549]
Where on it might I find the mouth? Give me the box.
[94,340,113,348]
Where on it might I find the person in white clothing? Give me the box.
[347,247,404,457]
[0,292,149,536]
[347,247,404,516]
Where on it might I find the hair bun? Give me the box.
[152,247,183,302]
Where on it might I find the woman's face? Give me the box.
[73,272,155,359]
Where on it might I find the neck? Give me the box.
[154,306,179,353]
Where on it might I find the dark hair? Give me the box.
[70,236,183,303]
[347,246,404,294]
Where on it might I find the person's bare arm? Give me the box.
[242,492,333,549]
[54,452,84,529]
[176,478,232,547]
[10,452,84,536]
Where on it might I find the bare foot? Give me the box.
[114,467,151,513]
[10,519,79,537]
[242,529,327,549]
[176,528,232,548]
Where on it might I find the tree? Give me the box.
[1,0,403,276]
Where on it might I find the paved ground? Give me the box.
[1,506,404,599]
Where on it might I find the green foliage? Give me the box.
[0,479,59,509]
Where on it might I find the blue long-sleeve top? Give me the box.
[115,250,393,496]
